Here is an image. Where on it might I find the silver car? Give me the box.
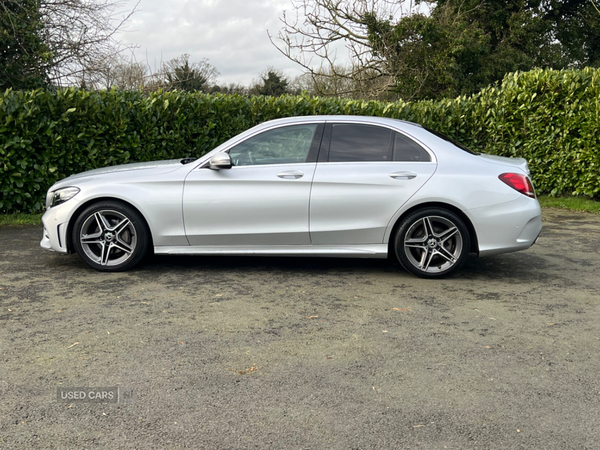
[40,115,542,278]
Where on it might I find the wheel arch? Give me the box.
[65,197,154,254]
[387,202,479,256]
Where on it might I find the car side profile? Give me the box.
[41,115,542,278]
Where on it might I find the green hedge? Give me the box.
[1,68,599,213]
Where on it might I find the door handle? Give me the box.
[390,171,417,180]
[277,170,304,179]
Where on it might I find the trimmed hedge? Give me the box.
[1,68,599,213]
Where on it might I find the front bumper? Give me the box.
[40,207,71,254]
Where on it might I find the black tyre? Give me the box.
[394,208,470,278]
[72,201,150,272]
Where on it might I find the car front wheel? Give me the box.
[394,208,470,278]
[72,201,150,272]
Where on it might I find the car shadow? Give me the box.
[139,253,403,274]
[130,251,553,283]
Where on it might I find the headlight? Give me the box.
[48,187,80,208]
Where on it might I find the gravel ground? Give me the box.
[1,208,599,449]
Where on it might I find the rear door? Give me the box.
[309,122,437,245]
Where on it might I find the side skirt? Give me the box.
[154,244,388,259]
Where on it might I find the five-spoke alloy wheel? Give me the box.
[73,201,150,271]
[394,208,470,278]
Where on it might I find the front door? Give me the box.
[183,124,322,246]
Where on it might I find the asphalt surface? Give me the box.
[0,209,599,449]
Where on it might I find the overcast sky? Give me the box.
[113,0,312,86]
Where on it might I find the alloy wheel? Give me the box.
[403,215,464,274]
[79,209,138,267]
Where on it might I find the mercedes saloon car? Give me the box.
[41,115,542,278]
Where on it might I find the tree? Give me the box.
[0,0,51,89]
[78,54,148,90]
[545,0,600,67]
[432,0,600,69]
[209,83,248,95]
[364,3,492,100]
[159,54,219,92]
[271,0,410,99]
[111,60,148,91]
[1,0,137,89]
[292,65,384,99]
[293,67,353,97]
[41,0,138,86]
[250,69,290,96]
[273,0,600,100]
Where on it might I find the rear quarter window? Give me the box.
[393,132,431,162]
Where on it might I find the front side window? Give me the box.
[229,124,318,166]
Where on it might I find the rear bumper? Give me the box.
[469,196,542,257]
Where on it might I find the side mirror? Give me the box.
[209,153,232,170]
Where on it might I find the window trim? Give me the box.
[198,119,436,169]
[319,122,435,164]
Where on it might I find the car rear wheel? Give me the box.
[394,208,470,278]
[72,201,150,272]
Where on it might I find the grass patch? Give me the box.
[0,195,598,228]
[0,213,43,227]
[538,195,600,214]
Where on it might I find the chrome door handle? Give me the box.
[390,171,417,180]
[277,171,304,179]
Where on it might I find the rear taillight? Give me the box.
[498,173,536,198]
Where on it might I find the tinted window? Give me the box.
[229,124,317,166]
[393,132,431,162]
[329,124,392,162]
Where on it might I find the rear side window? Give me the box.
[326,124,431,163]
[393,132,431,162]
[328,124,392,162]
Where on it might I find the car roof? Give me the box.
[257,115,422,130]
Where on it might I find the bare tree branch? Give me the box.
[270,0,418,99]
[0,0,140,87]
